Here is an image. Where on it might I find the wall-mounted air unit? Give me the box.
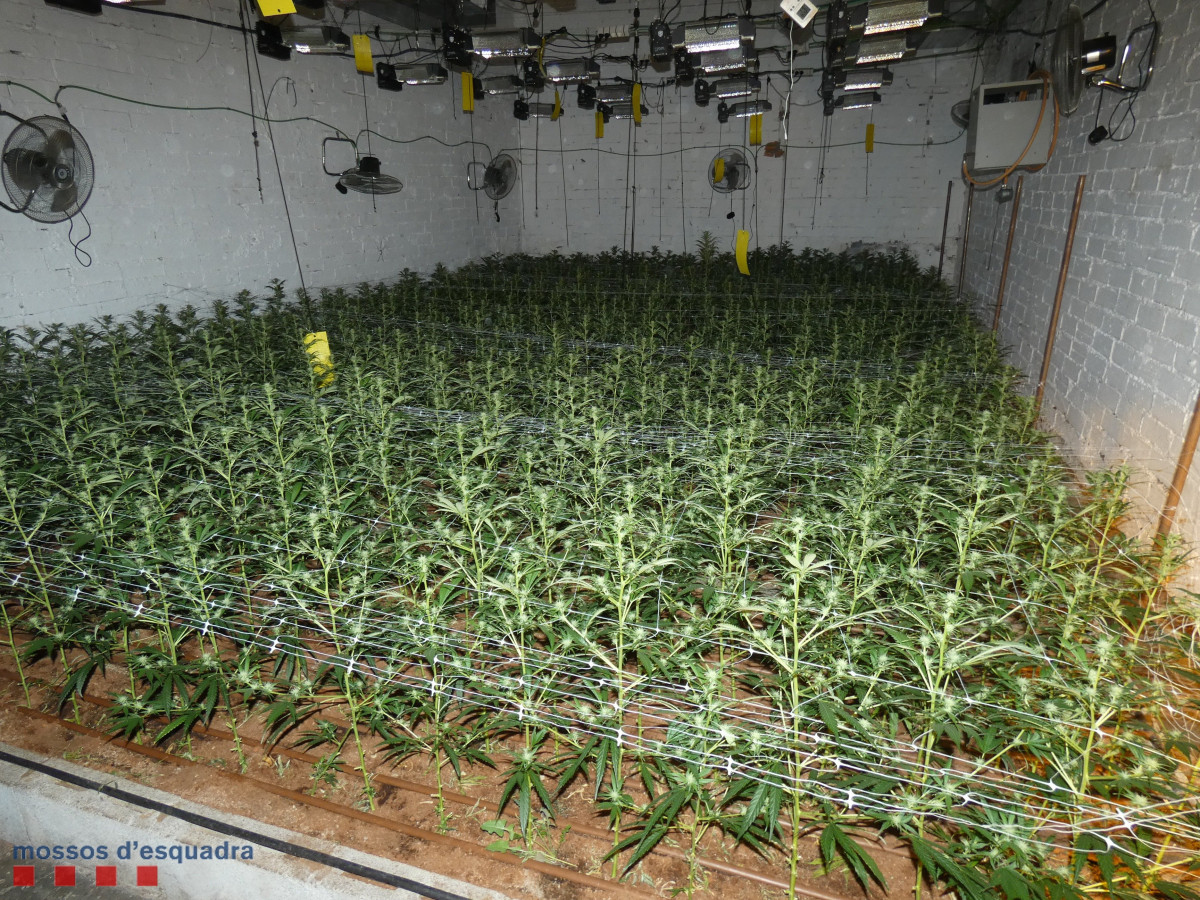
[964,80,1055,176]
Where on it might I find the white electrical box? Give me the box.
[964,80,1055,176]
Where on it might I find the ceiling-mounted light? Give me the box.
[388,63,448,85]
[675,18,755,53]
[837,67,893,90]
[543,58,601,84]
[852,34,914,64]
[712,75,761,99]
[835,91,881,110]
[854,0,943,35]
[601,102,650,122]
[471,28,538,59]
[281,24,351,54]
[695,46,758,75]
[716,98,772,123]
[514,99,561,120]
[477,75,524,96]
[594,84,634,106]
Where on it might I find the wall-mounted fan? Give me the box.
[1050,4,1117,116]
[468,153,518,220]
[2,112,94,223]
[709,149,750,193]
[322,137,402,195]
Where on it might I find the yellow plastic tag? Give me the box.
[351,34,373,74]
[551,89,562,121]
[304,332,335,387]
[713,156,725,185]
[461,72,475,113]
[256,0,295,15]
[735,230,750,276]
[865,122,875,153]
[595,110,605,139]
[632,83,642,124]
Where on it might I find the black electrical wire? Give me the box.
[237,0,264,202]
[245,0,307,296]
[98,0,246,33]
[0,747,472,900]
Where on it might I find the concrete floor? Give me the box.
[0,743,511,900]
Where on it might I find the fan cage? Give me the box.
[2,116,94,224]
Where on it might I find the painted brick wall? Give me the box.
[961,0,1200,560]
[489,1,976,267]
[0,0,518,328]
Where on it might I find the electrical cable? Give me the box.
[237,0,264,202]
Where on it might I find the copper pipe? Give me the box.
[992,176,1024,333]
[956,184,975,297]
[1157,385,1200,541]
[937,180,953,279]
[1035,175,1087,415]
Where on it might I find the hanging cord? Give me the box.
[236,0,263,201]
[358,10,377,213]
[558,116,570,247]
[245,0,306,295]
[67,207,93,267]
[778,19,795,245]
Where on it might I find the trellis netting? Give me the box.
[1,246,1197,900]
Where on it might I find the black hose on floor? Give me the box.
[0,746,475,900]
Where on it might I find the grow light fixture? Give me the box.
[471,28,538,59]
[377,63,448,88]
[835,91,881,110]
[514,99,560,120]
[282,24,350,55]
[695,75,759,107]
[442,24,473,69]
[543,58,601,85]
[695,46,758,76]
[855,0,943,35]
[477,75,523,96]
[601,102,649,121]
[675,18,755,54]
[837,67,893,90]
[852,34,914,64]
[716,98,772,123]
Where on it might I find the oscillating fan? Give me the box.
[337,155,403,195]
[481,154,517,201]
[709,149,751,193]
[2,113,94,223]
[1051,5,1086,116]
[468,153,518,220]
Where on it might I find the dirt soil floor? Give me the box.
[0,655,938,900]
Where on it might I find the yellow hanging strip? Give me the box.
[865,122,875,153]
[712,155,725,184]
[735,230,751,276]
[304,332,335,387]
[461,73,475,113]
[256,0,295,15]
[551,89,562,121]
[749,112,762,146]
[632,83,643,125]
[595,110,605,138]
[351,34,373,74]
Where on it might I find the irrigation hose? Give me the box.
[961,70,1060,189]
[0,744,473,900]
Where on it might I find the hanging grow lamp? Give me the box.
[851,34,914,64]
[835,91,881,110]
[470,28,538,59]
[695,46,758,75]
[376,63,448,89]
[543,58,601,84]
[716,98,772,123]
[675,18,755,53]
[601,102,649,122]
[477,75,524,96]
[281,24,350,55]
[854,0,943,35]
[837,67,893,90]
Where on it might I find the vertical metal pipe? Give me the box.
[992,176,1024,333]
[1035,175,1087,415]
[937,180,953,279]
[1157,385,1200,541]
[956,184,975,297]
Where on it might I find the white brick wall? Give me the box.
[0,0,518,327]
[961,0,1200,559]
[492,0,976,267]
